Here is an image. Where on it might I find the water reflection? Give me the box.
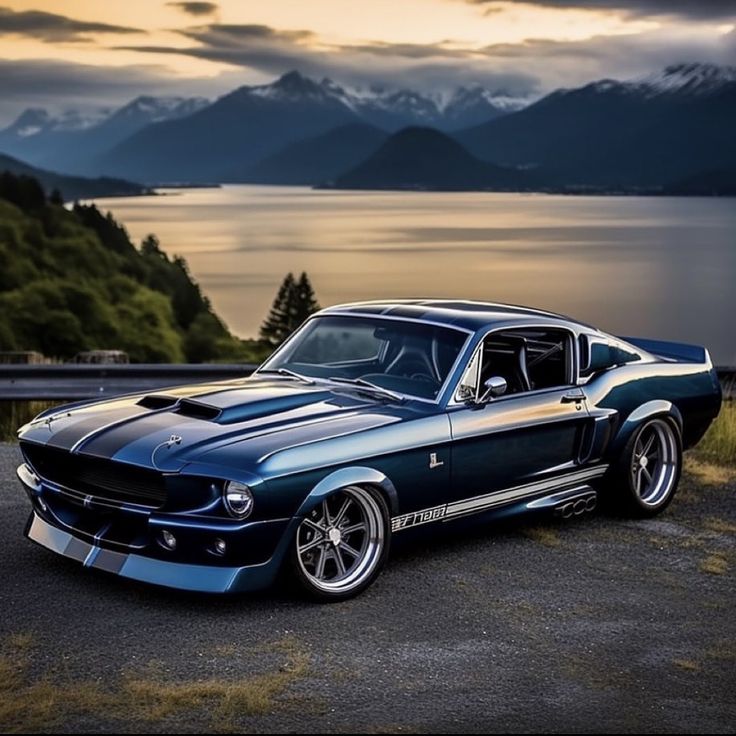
[89,186,736,365]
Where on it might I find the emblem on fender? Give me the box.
[429,452,444,469]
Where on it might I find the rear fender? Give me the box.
[611,400,683,456]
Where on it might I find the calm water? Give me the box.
[89,186,736,365]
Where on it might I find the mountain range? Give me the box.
[0,153,146,201]
[0,63,734,194]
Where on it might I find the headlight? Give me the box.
[223,480,254,519]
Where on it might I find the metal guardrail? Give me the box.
[0,363,732,401]
[0,363,258,400]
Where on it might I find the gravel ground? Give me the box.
[1,442,734,733]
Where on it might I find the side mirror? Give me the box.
[479,376,507,403]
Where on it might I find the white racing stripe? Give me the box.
[391,464,608,532]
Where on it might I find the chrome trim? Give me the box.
[391,464,608,532]
[256,313,474,406]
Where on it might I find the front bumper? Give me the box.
[18,463,297,594]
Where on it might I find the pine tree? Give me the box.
[260,272,296,348]
[293,272,320,327]
[259,272,320,348]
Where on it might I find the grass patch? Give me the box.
[0,633,110,734]
[683,457,735,486]
[702,517,736,535]
[694,401,736,467]
[673,658,701,672]
[699,553,729,575]
[0,401,60,442]
[0,634,309,733]
[122,637,308,729]
[521,525,561,548]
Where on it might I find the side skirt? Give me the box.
[391,465,607,532]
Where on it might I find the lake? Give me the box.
[89,185,736,366]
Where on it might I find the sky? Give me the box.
[0,0,734,122]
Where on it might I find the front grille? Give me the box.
[21,442,167,508]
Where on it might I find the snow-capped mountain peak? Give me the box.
[637,63,736,97]
[111,95,209,123]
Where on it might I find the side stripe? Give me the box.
[391,465,608,532]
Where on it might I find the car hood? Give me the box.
[18,377,414,472]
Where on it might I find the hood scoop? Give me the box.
[138,394,179,410]
[175,398,222,421]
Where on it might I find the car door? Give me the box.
[448,326,593,503]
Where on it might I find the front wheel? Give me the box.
[289,486,390,601]
[610,417,682,517]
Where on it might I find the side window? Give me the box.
[456,327,574,401]
[479,328,573,395]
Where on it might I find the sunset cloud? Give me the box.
[0,6,141,42]
[466,0,736,21]
[166,2,219,18]
[0,1,733,124]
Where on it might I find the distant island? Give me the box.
[1,64,734,195]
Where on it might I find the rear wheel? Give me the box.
[290,486,390,601]
[610,417,682,517]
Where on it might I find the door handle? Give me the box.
[561,393,585,404]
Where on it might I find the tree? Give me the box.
[259,272,321,348]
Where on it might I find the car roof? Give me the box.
[317,299,590,333]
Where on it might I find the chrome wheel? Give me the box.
[631,419,678,506]
[296,486,386,595]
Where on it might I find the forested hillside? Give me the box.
[0,172,244,362]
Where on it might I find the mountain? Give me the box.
[236,123,387,185]
[96,72,362,182]
[329,127,534,191]
[94,72,516,183]
[347,85,510,131]
[0,153,146,201]
[0,96,209,174]
[456,63,736,188]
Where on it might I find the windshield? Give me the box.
[259,315,469,400]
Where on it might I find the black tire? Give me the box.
[607,416,682,517]
[288,485,391,602]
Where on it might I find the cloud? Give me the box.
[466,1,736,21]
[0,57,232,123]
[0,6,141,41]
[177,23,315,45]
[116,16,735,99]
[166,2,218,17]
[118,23,541,94]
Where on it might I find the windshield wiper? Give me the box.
[257,368,315,385]
[327,376,404,402]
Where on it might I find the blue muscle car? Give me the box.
[17,301,722,600]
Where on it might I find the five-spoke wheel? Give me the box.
[612,416,682,516]
[290,486,390,600]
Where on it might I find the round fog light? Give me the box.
[160,530,177,550]
[214,538,226,555]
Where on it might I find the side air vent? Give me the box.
[137,394,179,410]
[175,399,222,421]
